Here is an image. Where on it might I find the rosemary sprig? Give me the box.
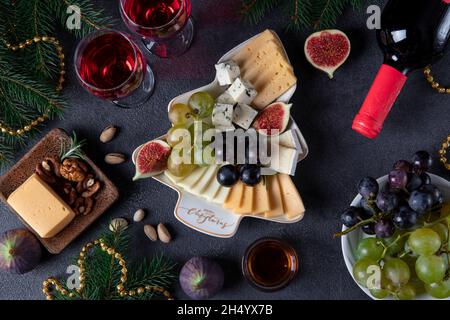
[59,131,86,161]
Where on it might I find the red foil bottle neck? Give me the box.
[352,64,408,139]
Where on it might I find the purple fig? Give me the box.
[0,228,42,274]
[179,257,224,300]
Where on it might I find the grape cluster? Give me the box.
[340,151,450,300]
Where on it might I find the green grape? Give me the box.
[397,283,416,300]
[425,278,450,299]
[431,223,449,243]
[401,255,418,279]
[167,149,197,177]
[168,103,193,125]
[384,231,407,256]
[383,258,410,286]
[188,92,214,119]
[353,258,379,288]
[167,124,190,147]
[408,228,441,256]
[370,288,390,299]
[356,238,384,261]
[415,255,446,284]
[188,121,214,166]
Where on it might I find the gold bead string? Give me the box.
[42,238,174,300]
[439,134,450,171]
[0,35,66,137]
[424,67,450,94]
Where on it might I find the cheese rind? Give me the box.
[212,103,234,127]
[277,174,305,219]
[215,60,240,86]
[233,103,258,129]
[226,78,257,105]
[7,174,75,238]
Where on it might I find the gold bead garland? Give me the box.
[42,238,174,300]
[424,67,450,94]
[0,35,66,137]
[439,134,450,171]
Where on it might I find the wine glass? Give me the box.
[74,29,154,108]
[119,0,194,58]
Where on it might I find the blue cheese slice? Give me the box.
[215,60,240,86]
[212,103,233,127]
[232,103,258,129]
[226,78,257,105]
[216,91,236,105]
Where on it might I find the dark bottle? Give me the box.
[353,0,450,139]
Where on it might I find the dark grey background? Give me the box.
[0,0,449,300]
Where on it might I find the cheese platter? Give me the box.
[132,30,309,238]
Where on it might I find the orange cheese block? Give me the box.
[264,175,284,218]
[7,173,76,238]
[223,181,244,210]
[277,174,305,219]
[234,185,254,214]
[253,181,270,215]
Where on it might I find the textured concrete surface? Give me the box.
[0,0,449,300]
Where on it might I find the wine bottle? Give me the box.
[352,0,450,139]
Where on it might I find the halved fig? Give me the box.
[252,102,291,136]
[133,140,171,181]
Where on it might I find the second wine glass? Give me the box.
[120,0,194,58]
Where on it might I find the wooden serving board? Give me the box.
[0,128,119,254]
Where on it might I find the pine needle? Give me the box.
[59,131,86,161]
[240,0,368,30]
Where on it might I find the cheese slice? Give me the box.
[277,129,302,150]
[234,185,254,214]
[264,175,284,218]
[213,186,231,204]
[202,167,222,201]
[253,181,270,215]
[233,30,283,65]
[164,170,188,184]
[252,69,297,109]
[177,166,208,190]
[269,144,298,175]
[239,40,288,74]
[189,165,218,196]
[232,29,297,110]
[223,181,244,210]
[7,174,75,238]
[277,174,305,219]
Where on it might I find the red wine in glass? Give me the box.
[75,30,154,108]
[120,0,194,58]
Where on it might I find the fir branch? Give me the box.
[59,131,86,161]
[49,226,176,300]
[53,0,115,38]
[284,0,312,32]
[241,0,280,25]
[0,140,14,171]
[312,0,348,30]
[240,0,368,31]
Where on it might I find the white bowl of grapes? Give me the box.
[340,151,450,300]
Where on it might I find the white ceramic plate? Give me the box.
[341,173,450,300]
[133,31,308,238]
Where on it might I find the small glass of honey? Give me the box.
[242,237,298,291]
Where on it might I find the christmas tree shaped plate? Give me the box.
[133,30,308,237]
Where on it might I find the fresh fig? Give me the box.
[304,29,351,79]
[0,228,42,274]
[133,139,171,181]
[252,102,291,136]
[179,257,224,300]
